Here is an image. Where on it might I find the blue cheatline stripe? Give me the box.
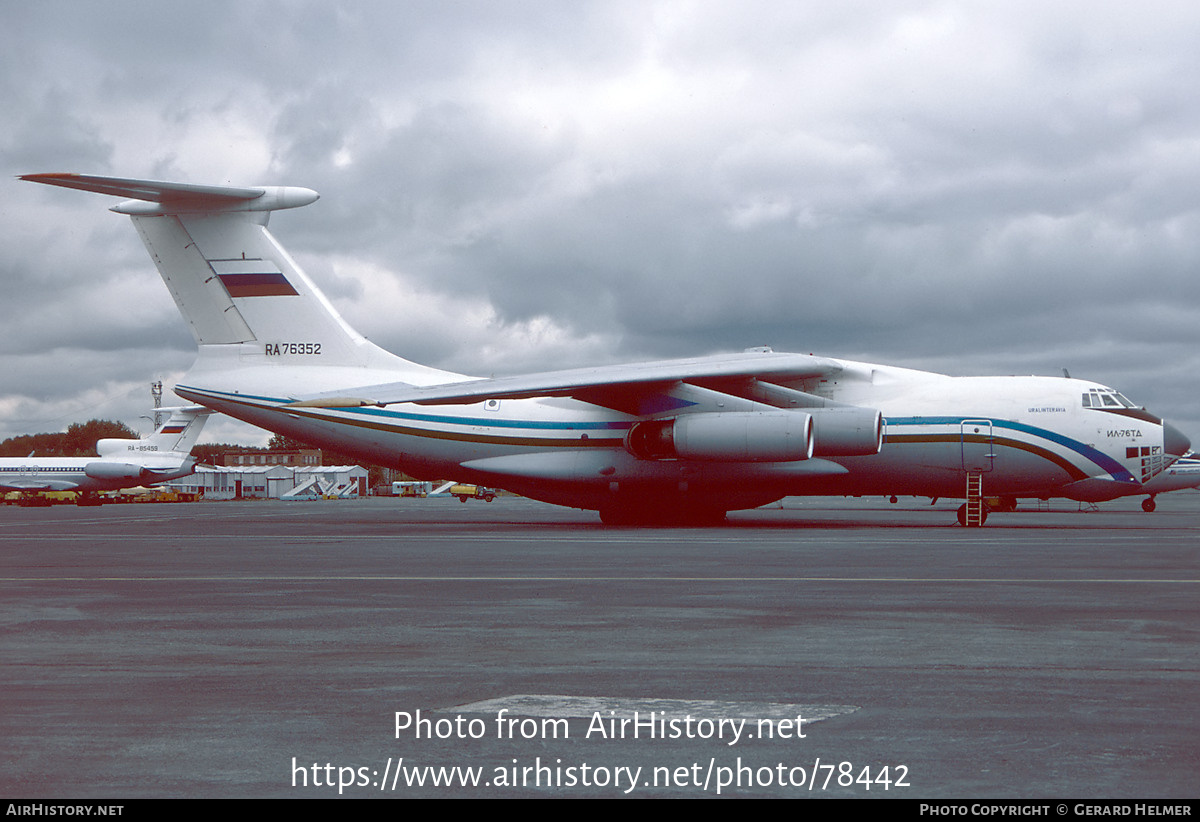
[176,385,634,432]
[349,403,632,431]
[885,416,1136,482]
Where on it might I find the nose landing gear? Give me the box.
[957,502,989,527]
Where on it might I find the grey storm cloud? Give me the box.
[2,0,1200,444]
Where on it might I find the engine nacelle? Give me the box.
[625,412,814,462]
[808,407,883,456]
[84,462,146,481]
[95,438,146,458]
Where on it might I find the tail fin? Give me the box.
[21,173,415,372]
[96,406,210,457]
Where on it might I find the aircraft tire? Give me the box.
[956,503,989,527]
[1142,497,1157,513]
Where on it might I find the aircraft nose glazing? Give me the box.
[1163,422,1191,458]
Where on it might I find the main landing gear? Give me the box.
[1142,496,1157,513]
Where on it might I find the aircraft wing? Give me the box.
[288,350,845,409]
[0,478,79,491]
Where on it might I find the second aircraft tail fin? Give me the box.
[95,406,211,457]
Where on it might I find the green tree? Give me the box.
[0,418,137,458]
[63,419,138,456]
[268,433,313,450]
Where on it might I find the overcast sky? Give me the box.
[3,0,1200,446]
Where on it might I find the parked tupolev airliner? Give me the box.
[20,173,1190,525]
[0,405,210,504]
[1138,452,1200,512]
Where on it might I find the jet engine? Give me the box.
[625,412,814,462]
[625,407,883,462]
[84,462,147,481]
[808,407,883,457]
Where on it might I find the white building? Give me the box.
[165,464,369,500]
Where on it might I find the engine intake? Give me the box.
[808,407,883,456]
[84,462,147,481]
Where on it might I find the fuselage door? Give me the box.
[961,419,995,473]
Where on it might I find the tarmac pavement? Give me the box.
[1,493,1197,798]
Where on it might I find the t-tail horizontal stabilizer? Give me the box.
[19,173,318,215]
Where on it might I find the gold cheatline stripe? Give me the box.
[883,433,1088,480]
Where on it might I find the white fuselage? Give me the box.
[0,453,197,494]
[175,350,1172,512]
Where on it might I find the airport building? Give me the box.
[219,449,323,467]
[164,464,369,500]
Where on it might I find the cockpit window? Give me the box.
[1083,389,1139,409]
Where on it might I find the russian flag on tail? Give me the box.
[209,258,298,297]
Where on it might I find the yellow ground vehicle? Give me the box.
[449,484,496,503]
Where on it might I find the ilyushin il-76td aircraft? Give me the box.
[21,173,1191,525]
[0,406,209,504]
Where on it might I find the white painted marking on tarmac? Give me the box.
[9,532,1198,548]
[448,694,857,723]
[3,575,1199,583]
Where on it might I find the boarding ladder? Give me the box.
[964,473,985,527]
